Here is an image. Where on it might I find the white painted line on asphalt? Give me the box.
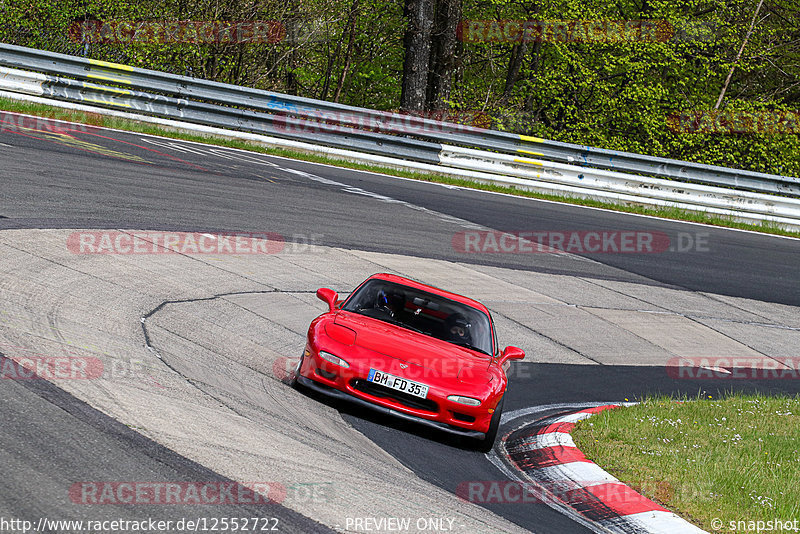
[3,100,796,242]
[556,411,599,424]
[205,148,238,160]
[140,137,282,167]
[140,137,209,156]
[209,150,280,167]
[533,462,620,487]
[512,431,576,450]
[281,166,490,231]
[501,401,621,426]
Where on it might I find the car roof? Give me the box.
[366,273,491,316]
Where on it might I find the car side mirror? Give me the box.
[499,346,525,366]
[316,288,339,312]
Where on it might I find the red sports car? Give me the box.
[294,273,525,451]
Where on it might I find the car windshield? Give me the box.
[342,279,494,355]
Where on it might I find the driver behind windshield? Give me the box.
[445,313,472,344]
[344,281,493,354]
[376,288,406,319]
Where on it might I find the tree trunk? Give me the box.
[715,0,765,109]
[401,0,434,112]
[332,0,359,103]
[500,2,539,107]
[426,0,461,110]
[498,42,528,106]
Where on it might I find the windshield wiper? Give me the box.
[351,309,426,334]
[384,317,425,334]
[449,340,491,356]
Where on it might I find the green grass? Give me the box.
[572,394,800,531]
[2,96,799,239]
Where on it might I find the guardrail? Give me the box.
[0,42,798,196]
[1,42,799,229]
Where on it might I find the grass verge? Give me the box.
[2,96,799,239]
[572,394,800,531]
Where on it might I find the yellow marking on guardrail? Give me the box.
[519,135,545,143]
[517,149,544,156]
[513,157,544,166]
[87,72,133,85]
[83,98,133,108]
[88,59,134,72]
[82,82,131,95]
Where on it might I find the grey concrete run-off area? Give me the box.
[1,229,798,532]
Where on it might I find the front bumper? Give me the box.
[297,375,486,439]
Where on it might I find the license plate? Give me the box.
[367,369,429,399]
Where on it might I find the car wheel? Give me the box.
[475,395,504,453]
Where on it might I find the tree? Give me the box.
[426,0,462,110]
[400,0,434,112]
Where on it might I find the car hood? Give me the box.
[334,312,491,377]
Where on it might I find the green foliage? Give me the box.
[460,0,800,175]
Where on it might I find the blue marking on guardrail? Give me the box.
[266,97,299,113]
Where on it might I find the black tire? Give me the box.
[475,395,504,453]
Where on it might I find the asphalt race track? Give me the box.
[1,119,798,306]
[1,114,799,534]
[0,353,332,533]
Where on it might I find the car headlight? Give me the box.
[318,350,350,368]
[447,395,481,406]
